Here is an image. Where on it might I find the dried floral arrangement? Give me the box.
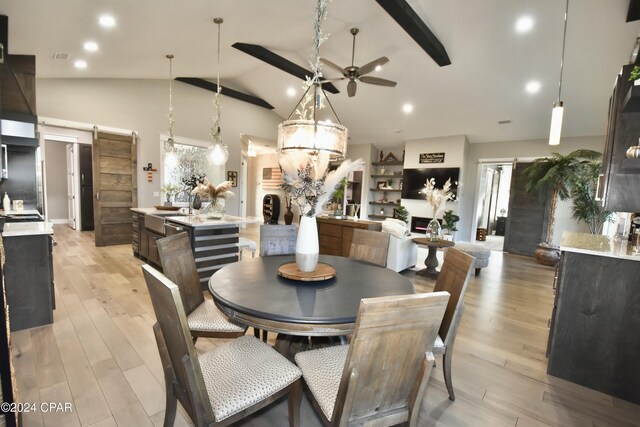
[423,177,455,215]
[279,151,363,217]
[191,178,234,203]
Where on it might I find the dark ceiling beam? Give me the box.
[374,0,451,67]
[232,42,340,94]
[175,77,274,110]
[628,0,640,22]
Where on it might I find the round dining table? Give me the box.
[209,255,415,355]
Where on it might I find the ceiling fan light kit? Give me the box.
[207,17,230,165]
[549,0,569,146]
[277,0,348,160]
[320,27,397,97]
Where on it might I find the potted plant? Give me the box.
[160,183,180,206]
[442,209,460,241]
[522,149,601,265]
[569,160,614,234]
[394,205,409,223]
[331,178,348,216]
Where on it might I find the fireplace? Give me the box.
[410,216,442,234]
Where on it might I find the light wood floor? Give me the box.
[11,224,640,427]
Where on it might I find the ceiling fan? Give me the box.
[321,28,397,97]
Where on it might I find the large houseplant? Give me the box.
[570,160,614,234]
[522,149,600,265]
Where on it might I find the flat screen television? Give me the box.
[401,167,460,200]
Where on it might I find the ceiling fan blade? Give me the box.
[321,77,347,82]
[320,58,348,77]
[347,80,357,97]
[357,56,389,76]
[359,76,397,87]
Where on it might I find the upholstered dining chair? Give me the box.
[349,228,390,267]
[259,224,297,256]
[294,292,450,426]
[156,232,247,341]
[142,265,302,427]
[432,247,475,401]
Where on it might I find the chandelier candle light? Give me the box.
[277,0,348,160]
[207,18,230,165]
[549,0,569,146]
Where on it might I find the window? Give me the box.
[161,136,209,204]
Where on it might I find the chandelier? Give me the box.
[207,17,230,165]
[277,0,348,160]
[164,54,179,168]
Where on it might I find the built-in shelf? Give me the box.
[369,214,394,219]
[372,161,403,166]
[369,188,402,192]
[369,202,400,207]
[371,174,403,178]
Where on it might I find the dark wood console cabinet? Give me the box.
[317,217,382,257]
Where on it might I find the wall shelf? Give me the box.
[372,161,403,166]
[369,214,394,219]
[371,174,403,178]
[369,188,402,192]
[369,202,400,207]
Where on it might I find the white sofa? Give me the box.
[381,219,418,272]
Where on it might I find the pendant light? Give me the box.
[206,18,229,165]
[164,54,178,168]
[277,0,348,160]
[549,0,569,146]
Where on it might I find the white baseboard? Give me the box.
[48,218,70,224]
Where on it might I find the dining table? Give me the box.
[209,254,415,358]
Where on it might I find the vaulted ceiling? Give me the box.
[1,0,639,147]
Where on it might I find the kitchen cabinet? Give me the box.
[601,64,640,212]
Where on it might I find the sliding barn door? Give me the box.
[92,131,137,246]
[503,161,549,256]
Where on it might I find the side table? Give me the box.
[413,238,455,277]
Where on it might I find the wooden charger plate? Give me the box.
[154,205,181,211]
[278,262,336,282]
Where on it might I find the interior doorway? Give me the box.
[474,162,513,251]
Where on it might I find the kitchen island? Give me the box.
[2,221,55,331]
[547,232,640,404]
[131,208,259,289]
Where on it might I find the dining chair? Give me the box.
[156,232,247,341]
[348,228,390,267]
[432,247,475,401]
[142,265,303,427]
[259,224,297,256]
[294,291,450,426]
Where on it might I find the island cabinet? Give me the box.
[317,217,382,257]
[547,232,640,404]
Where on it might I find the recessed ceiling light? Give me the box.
[83,41,99,52]
[515,16,534,33]
[525,81,541,94]
[74,60,88,69]
[99,15,116,28]
[375,65,382,72]
[402,103,413,114]
[286,87,297,97]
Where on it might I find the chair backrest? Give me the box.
[141,265,214,424]
[259,224,297,256]
[332,292,450,425]
[157,232,203,315]
[433,248,475,344]
[349,229,390,267]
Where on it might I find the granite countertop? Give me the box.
[2,222,54,237]
[0,209,41,216]
[131,207,184,215]
[165,215,261,228]
[560,232,640,262]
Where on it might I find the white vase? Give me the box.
[296,216,319,272]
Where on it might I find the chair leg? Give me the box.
[262,330,269,342]
[253,328,261,339]
[288,379,303,427]
[442,350,455,401]
[475,267,481,276]
[163,384,178,427]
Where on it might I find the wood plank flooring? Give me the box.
[10,224,640,427]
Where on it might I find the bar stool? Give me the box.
[238,237,257,260]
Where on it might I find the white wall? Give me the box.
[402,135,468,224]
[36,78,283,213]
[43,140,68,220]
[461,135,606,245]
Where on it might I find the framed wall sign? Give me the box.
[419,152,445,164]
[227,171,238,187]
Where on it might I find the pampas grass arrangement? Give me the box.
[191,178,234,202]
